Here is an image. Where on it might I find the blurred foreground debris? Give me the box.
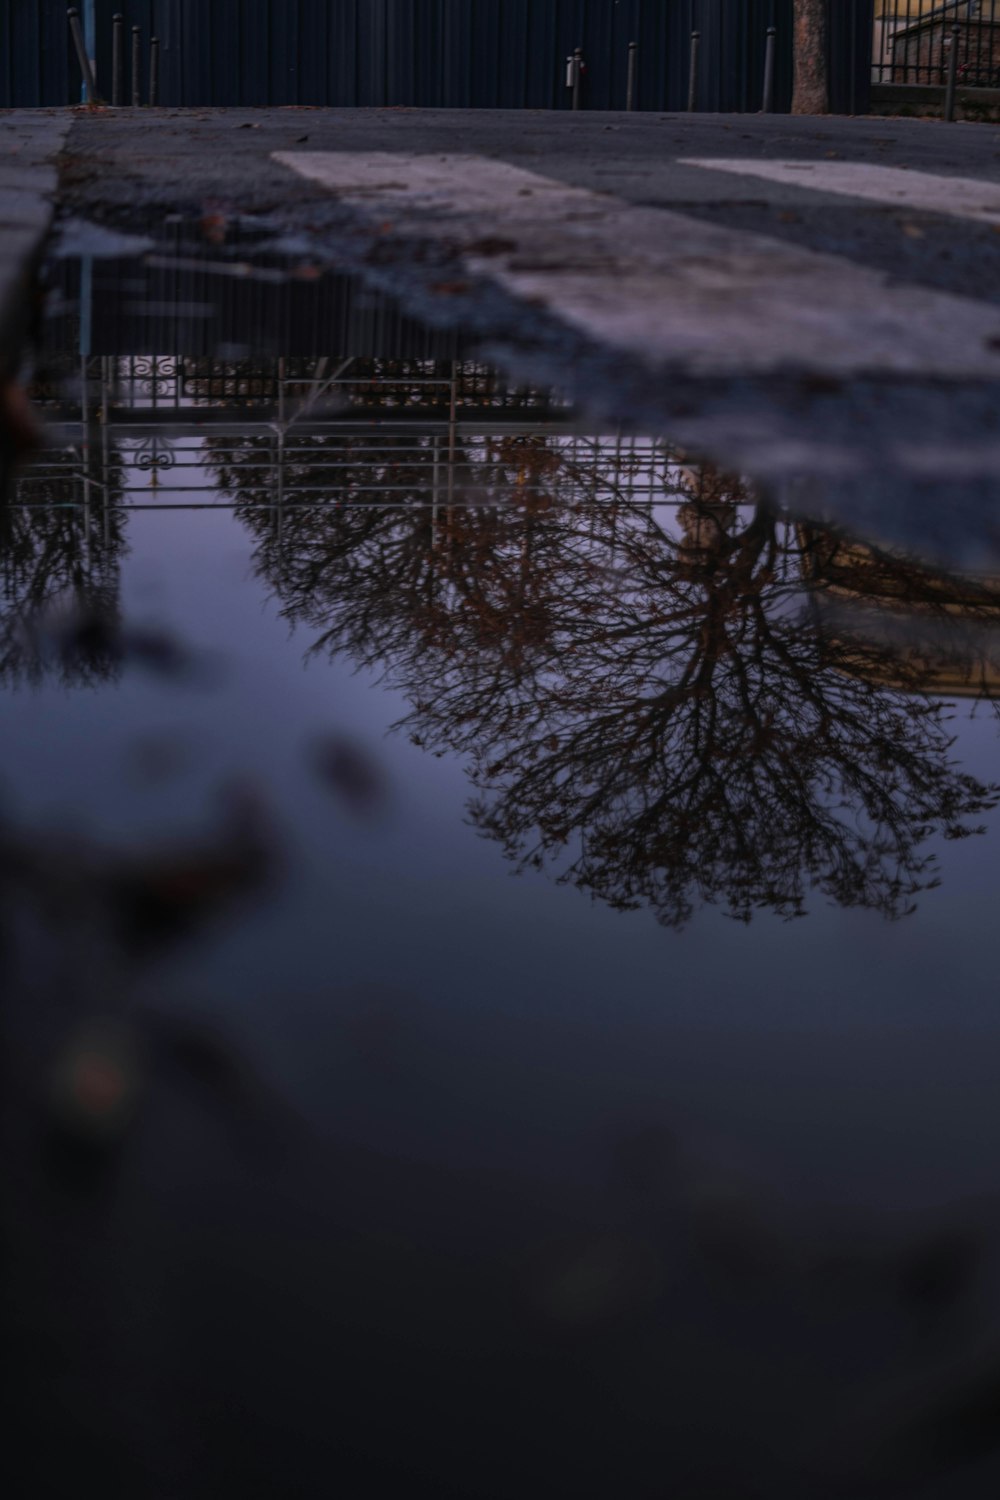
[32,599,218,685]
[309,732,390,817]
[2,777,279,965]
[47,1014,142,1155]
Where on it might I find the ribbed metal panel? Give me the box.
[45,254,466,359]
[1,1,872,115]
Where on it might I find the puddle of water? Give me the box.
[6,221,1000,1497]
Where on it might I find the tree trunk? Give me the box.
[792,0,829,115]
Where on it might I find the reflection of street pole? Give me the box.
[79,255,92,360]
[276,357,286,570]
[101,356,111,546]
[447,361,457,512]
[80,355,92,568]
[78,253,94,560]
[432,433,441,539]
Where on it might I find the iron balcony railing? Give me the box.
[873,0,1000,87]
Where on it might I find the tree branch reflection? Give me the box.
[0,475,126,687]
[230,437,1000,927]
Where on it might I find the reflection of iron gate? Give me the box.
[18,353,701,515]
[873,1,1000,87]
[37,355,577,419]
[1,1,873,114]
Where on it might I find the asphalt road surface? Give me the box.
[48,107,1000,563]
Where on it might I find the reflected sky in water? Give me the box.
[7,235,1000,1498]
[7,318,1000,1208]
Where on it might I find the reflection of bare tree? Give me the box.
[0,462,126,687]
[239,442,999,926]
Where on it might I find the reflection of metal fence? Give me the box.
[19,353,711,515]
[15,429,709,514]
[37,356,574,423]
[873,1,1000,87]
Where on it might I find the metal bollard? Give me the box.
[132,25,141,107]
[688,31,700,113]
[112,13,124,106]
[762,26,776,113]
[945,24,960,123]
[626,41,637,112]
[572,47,583,111]
[150,36,160,106]
[67,8,98,104]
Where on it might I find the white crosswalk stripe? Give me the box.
[275,151,1000,382]
[679,158,1000,225]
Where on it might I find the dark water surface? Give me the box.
[6,227,1000,1497]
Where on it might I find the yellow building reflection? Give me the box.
[805,527,1000,698]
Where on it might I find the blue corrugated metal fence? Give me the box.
[1,1,872,114]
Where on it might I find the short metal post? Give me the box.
[945,24,960,122]
[83,0,97,99]
[67,8,98,104]
[132,25,141,107]
[626,41,637,111]
[688,31,700,113]
[762,26,776,113]
[572,47,583,111]
[112,13,124,106]
[149,36,160,106]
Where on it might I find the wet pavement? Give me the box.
[5,170,1000,1498]
[0,112,69,358]
[42,108,1000,568]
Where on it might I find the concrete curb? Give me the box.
[871,82,1000,122]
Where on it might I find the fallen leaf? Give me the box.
[463,236,518,257]
[311,735,389,816]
